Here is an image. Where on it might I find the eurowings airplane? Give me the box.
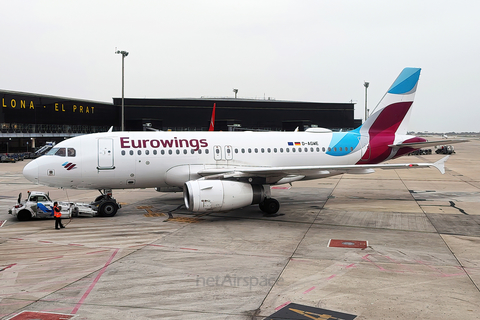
[23,68,458,217]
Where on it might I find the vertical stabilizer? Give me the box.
[361,67,421,136]
[358,68,422,164]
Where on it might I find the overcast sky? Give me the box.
[1,1,479,132]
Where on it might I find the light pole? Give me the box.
[115,50,129,131]
[364,81,369,122]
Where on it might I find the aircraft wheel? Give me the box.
[263,198,280,215]
[17,210,32,221]
[99,201,118,217]
[259,201,266,212]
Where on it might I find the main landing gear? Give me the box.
[259,198,280,216]
[93,189,120,217]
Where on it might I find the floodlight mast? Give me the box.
[115,50,129,131]
[364,81,369,122]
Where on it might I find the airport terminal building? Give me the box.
[0,89,358,153]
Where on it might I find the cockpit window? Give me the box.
[67,148,76,157]
[55,148,66,156]
[46,148,58,155]
[46,148,66,157]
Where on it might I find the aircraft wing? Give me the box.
[197,156,450,182]
[388,139,469,149]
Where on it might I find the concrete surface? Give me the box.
[0,139,479,319]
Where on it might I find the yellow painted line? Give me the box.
[167,217,202,223]
[144,213,166,217]
[138,206,166,217]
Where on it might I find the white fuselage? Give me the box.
[24,130,367,190]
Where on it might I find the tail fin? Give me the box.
[209,103,216,131]
[358,68,422,164]
[361,67,421,136]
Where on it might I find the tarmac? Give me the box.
[0,139,479,319]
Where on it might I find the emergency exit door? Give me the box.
[97,138,115,170]
[213,145,222,161]
[225,145,233,160]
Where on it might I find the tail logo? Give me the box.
[388,68,421,94]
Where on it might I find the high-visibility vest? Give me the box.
[54,205,62,218]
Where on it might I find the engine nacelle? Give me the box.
[183,180,267,212]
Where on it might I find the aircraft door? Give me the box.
[213,145,222,161]
[98,138,115,170]
[225,145,233,160]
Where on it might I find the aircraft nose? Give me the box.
[23,160,39,184]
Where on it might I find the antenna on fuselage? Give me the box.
[107,126,113,132]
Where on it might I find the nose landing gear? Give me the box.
[93,189,120,217]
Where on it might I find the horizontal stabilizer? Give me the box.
[389,139,469,149]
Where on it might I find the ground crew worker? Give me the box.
[53,202,65,229]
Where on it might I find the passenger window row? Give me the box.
[120,146,354,156]
[233,146,354,154]
[121,149,211,156]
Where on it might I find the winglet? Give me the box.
[432,156,449,174]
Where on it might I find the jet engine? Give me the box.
[183,180,267,212]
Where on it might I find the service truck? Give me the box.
[9,191,97,221]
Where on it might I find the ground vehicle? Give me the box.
[408,149,432,155]
[8,191,97,221]
[435,145,455,154]
[0,154,16,163]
